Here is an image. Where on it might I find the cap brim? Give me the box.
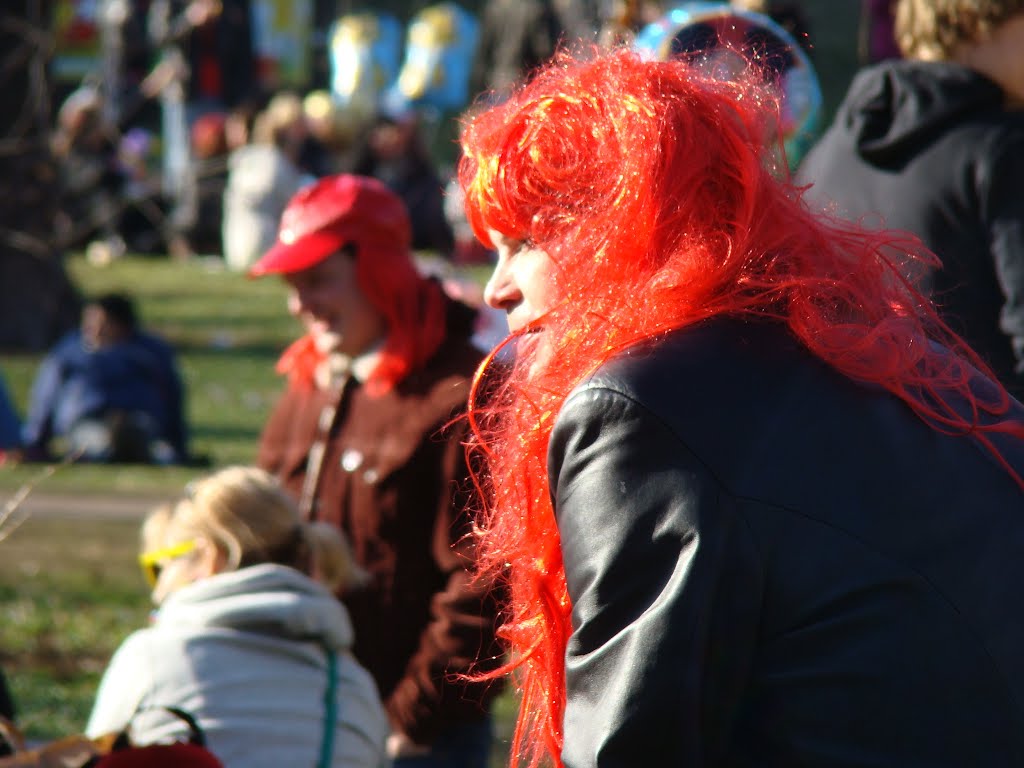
[248,229,347,277]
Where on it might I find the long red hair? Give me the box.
[459,48,1024,768]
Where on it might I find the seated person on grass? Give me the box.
[92,466,388,768]
[0,370,20,465]
[21,293,188,464]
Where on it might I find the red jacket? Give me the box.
[257,300,503,744]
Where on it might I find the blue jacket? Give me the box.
[0,373,20,451]
[22,330,188,460]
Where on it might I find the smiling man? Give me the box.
[250,174,502,767]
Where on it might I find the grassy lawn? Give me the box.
[0,516,150,740]
[0,254,515,764]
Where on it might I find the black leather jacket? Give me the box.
[548,318,1024,767]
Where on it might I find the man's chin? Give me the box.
[311,331,343,356]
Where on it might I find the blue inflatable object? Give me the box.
[386,3,479,113]
[635,2,822,168]
[328,12,403,119]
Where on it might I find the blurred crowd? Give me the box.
[50,0,890,270]
[50,0,603,268]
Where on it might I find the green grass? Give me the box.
[0,517,151,739]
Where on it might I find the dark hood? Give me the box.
[837,60,1004,165]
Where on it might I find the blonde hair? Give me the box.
[302,89,359,147]
[305,521,369,593]
[895,0,1024,59]
[140,502,175,556]
[168,466,311,573]
[253,92,304,147]
[164,467,366,592]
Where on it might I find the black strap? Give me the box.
[299,377,349,519]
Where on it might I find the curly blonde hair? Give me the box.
[895,0,1024,59]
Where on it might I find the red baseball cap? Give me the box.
[249,174,412,276]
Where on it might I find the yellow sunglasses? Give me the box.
[138,540,197,587]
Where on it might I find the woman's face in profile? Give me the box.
[483,229,559,334]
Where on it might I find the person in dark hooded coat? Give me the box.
[797,0,1024,396]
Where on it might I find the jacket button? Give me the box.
[341,449,363,472]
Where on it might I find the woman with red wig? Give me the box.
[460,48,1024,767]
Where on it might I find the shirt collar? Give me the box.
[314,340,384,390]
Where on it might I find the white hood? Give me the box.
[156,564,355,652]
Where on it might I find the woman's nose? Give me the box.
[483,259,521,312]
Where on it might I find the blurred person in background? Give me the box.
[0,369,22,465]
[115,126,171,255]
[860,0,902,63]
[89,466,389,768]
[20,293,188,465]
[148,0,255,118]
[250,174,503,766]
[301,90,355,178]
[221,93,311,272]
[597,0,664,46]
[732,0,814,54]
[470,0,594,103]
[350,109,454,258]
[52,86,127,262]
[149,0,255,260]
[798,0,1024,396]
[171,111,231,259]
[223,97,260,152]
[98,0,161,130]
[443,150,495,266]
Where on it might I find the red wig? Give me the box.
[265,175,448,397]
[352,244,447,395]
[459,48,1024,768]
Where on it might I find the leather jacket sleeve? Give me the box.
[548,383,764,767]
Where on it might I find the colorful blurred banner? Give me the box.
[328,11,403,119]
[53,0,102,83]
[388,2,479,113]
[251,0,313,88]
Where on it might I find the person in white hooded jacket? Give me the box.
[86,466,389,768]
